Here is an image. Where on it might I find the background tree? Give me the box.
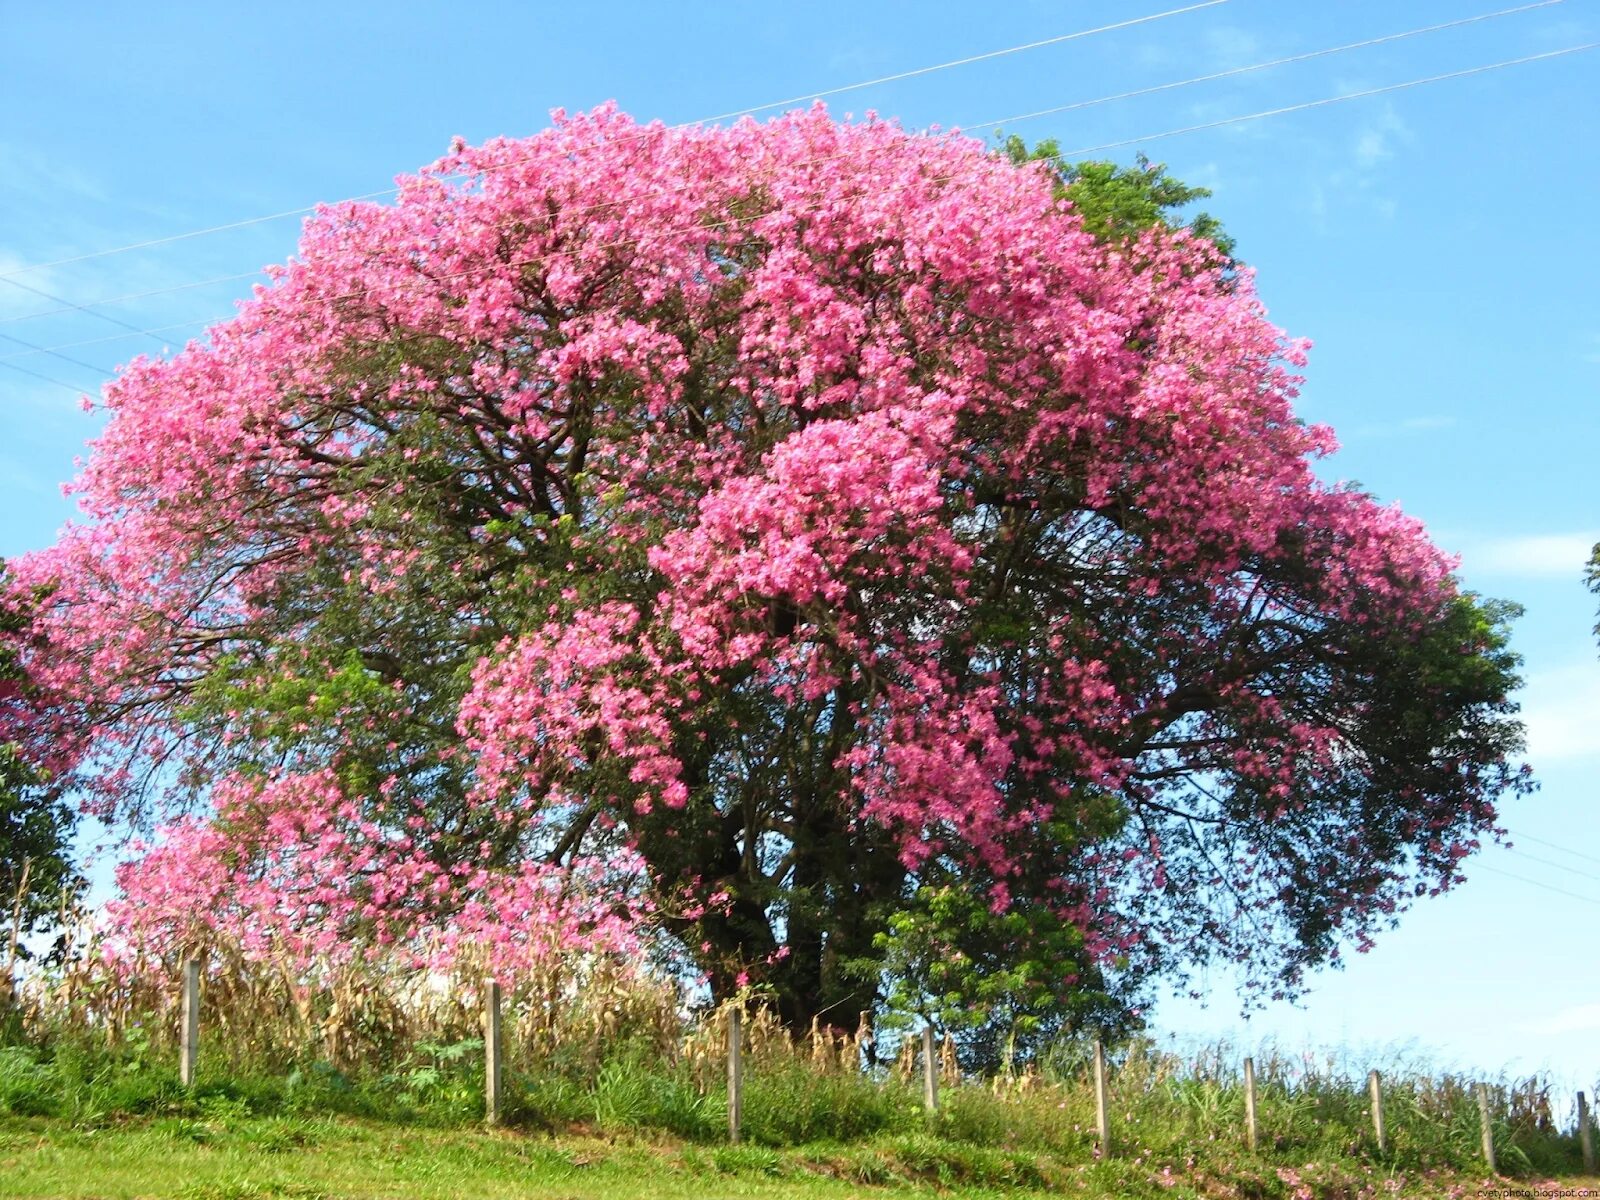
[14,107,1527,1039]
[1588,541,1599,649]
[1001,135,1236,263]
[0,567,79,998]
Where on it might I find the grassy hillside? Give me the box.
[3,1113,1596,1199]
[1,1033,1595,1199]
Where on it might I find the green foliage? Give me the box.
[708,1144,787,1176]
[592,1056,724,1140]
[0,567,80,963]
[740,1061,910,1146]
[385,1038,483,1114]
[0,1044,57,1115]
[999,135,1237,261]
[873,880,1139,1074]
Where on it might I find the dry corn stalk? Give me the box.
[939,1031,960,1086]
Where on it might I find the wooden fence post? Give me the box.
[727,1008,743,1144]
[922,1025,938,1112]
[1476,1082,1497,1174]
[1369,1069,1387,1154]
[1093,1039,1112,1156]
[179,958,200,1088]
[1578,1091,1596,1175]
[484,979,503,1126]
[1242,1056,1258,1151]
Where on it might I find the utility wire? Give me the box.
[694,0,1230,122]
[0,358,90,396]
[0,318,210,359]
[0,0,1226,283]
[979,0,1561,130]
[2,33,1592,367]
[1503,827,1600,868]
[5,2,1545,332]
[0,277,170,347]
[1500,845,1600,883]
[1469,862,1600,909]
[1058,42,1596,157]
[0,331,110,376]
[0,4,1554,333]
[0,268,274,327]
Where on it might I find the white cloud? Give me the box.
[1462,533,1598,578]
[0,141,109,207]
[1519,661,1600,765]
[1204,26,1262,68]
[1133,41,1176,70]
[1353,129,1390,169]
[1519,1003,1600,1037]
[1351,108,1410,169]
[1183,94,1249,125]
[1298,103,1412,229]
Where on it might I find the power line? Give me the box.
[978,0,1562,131]
[695,0,1230,122]
[3,33,1592,370]
[0,358,90,396]
[1502,827,1600,868]
[0,318,210,359]
[0,277,170,347]
[0,12,1575,351]
[0,2,1548,334]
[1469,862,1600,910]
[0,331,111,377]
[0,267,271,328]
[1500,845,1600,883]
[0,1,1226,284]
[1058,42,1597,157]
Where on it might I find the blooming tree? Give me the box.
[13,106,1526,1032]
[0,568,81,973]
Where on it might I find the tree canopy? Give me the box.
[11,106,1527,1038]
[0,567,79,970]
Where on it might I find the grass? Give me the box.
[0,1115,865,1199]
[2,1111,1596,1199]
[0,1113,1163,1199]
[2,1028,1597,1197]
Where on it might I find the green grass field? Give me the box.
[0,1115,1105,1199]
[4,1033,1596,1198]
[3,1113,1595,1200]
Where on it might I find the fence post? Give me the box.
[484,979,503,1126]
[1093,1039,1112,1156]
[1476,1082,1497,1174]
[1242,1056,1258,1151]
[1579,1091,1596,1175]
[1369,1069,1387,1154]
[921,1025,939,1112]
[727,1007,743,1144]
[179,958,200,1088]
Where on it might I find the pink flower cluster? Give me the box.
[101,770,643,981]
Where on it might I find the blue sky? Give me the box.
[2,2,1596,1091]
